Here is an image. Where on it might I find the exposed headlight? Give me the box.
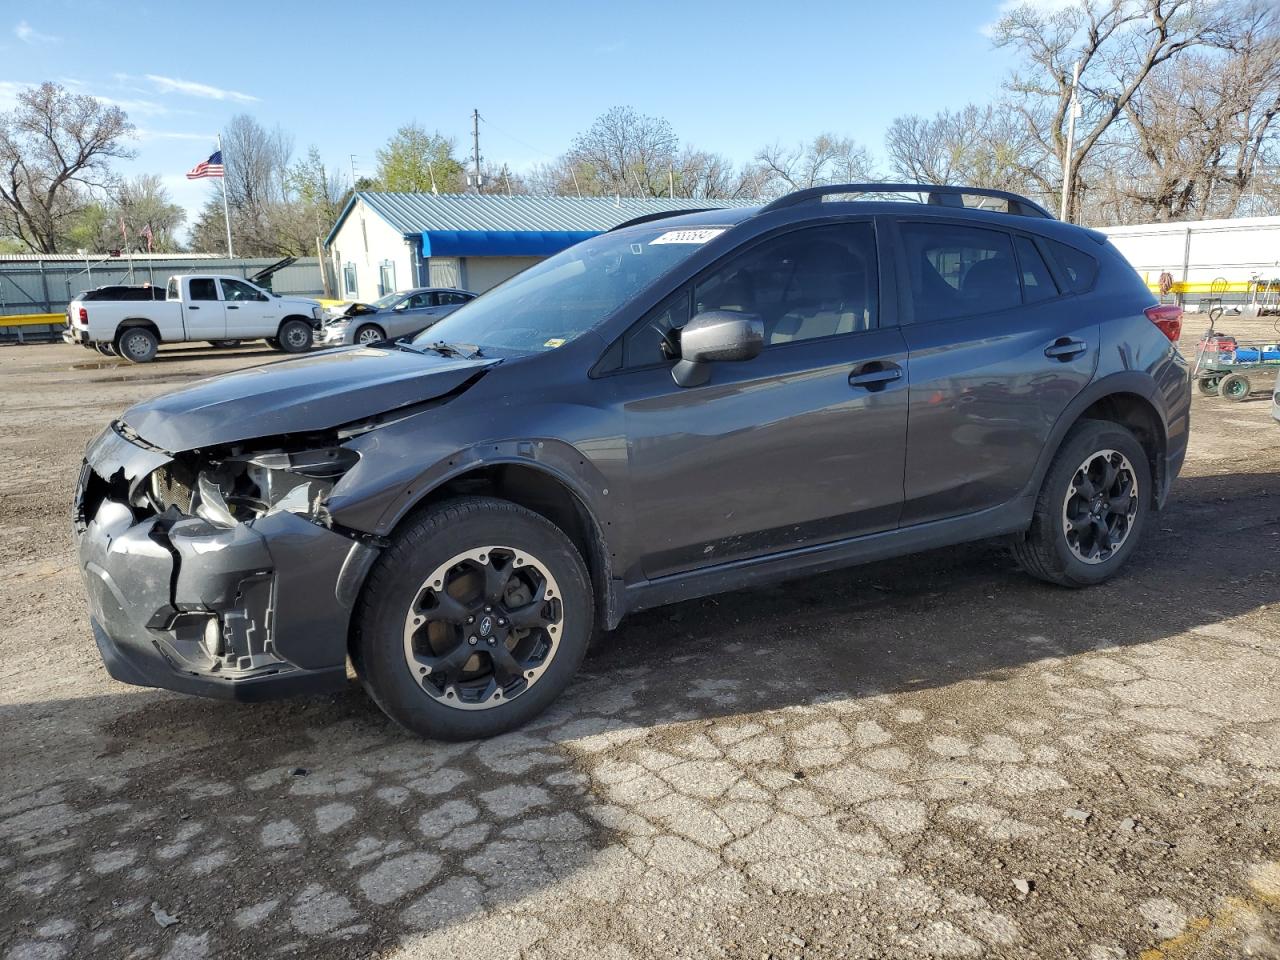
[150,446,359,527]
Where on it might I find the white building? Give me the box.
[1097,215,1280,291]
[324,193,753,301]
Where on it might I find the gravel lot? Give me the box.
[1,335,1278,960]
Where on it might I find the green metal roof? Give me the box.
[325,192,757,248]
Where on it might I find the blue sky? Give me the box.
[1,0,1024,235]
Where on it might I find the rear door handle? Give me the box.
[849,361,903,390]
[188,305,199,310]
[227,305,239,310]
[1045,337,1087,361]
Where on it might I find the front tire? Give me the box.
[354,323,386,347]
[277,319,313,353]
[1012,419,1151,587]
[354,497,593,741]
[116,327,158,363]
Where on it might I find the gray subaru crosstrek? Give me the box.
[73,184,1191,740]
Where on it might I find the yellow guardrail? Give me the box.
[1143,279,1277,295]
[0,312,63,327]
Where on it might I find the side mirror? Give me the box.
[394,301,408,311]
[672,310,764,387]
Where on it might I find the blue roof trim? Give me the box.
[421,230,601,257]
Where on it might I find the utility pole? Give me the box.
[1060,60,1081,222]
[471,109,482,194]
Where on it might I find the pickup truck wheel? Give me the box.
[116,327,158,363]
[353,497,593,741]
[354,323,385,346]
[278,319,313,353]
[1012,419,1150,588]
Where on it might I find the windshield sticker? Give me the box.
[543,338,566,348]
[649,228,725,245]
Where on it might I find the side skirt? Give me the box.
[617,497,1035,620]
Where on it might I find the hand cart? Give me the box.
[1192,312,1280,402]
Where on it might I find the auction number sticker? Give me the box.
[650,229,725,245]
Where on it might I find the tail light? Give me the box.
[78,307,88,324]
[1145,304,1182,342]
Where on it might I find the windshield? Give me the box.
[370,292,402,310]
[411,225,727,354]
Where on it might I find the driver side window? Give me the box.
[618,222,879,369]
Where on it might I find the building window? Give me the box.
[343,262,358,297]
[379,260,396,296]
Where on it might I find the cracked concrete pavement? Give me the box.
[1,338,1278,959]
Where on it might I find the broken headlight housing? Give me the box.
[146,445,359,528]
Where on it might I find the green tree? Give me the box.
[375,124,464,193]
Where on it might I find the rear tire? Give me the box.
[1219,373,1250,402]
[353,497,593,741]
[116,327,158,363]
[1196,376,1221,397]
[277,319,313,353]
[1012,419,1151,587]
[354,323,386,346]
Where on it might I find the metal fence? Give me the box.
[0,256,324,318]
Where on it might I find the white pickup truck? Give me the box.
[63,274,324,362]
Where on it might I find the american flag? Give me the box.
[186,150,225,179]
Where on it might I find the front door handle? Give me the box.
[227,305,239,310]
[1045,337,1087,361]
[849,361,903,390]
[187,305,200,310]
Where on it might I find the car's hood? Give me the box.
[121,346,499,451]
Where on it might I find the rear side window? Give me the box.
[1042,239,1098,293]
[1014,236,1059,303]
[900,222,1021,321]
[188,278,218,301]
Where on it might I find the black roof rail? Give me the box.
[759,183,1055,220]
[608,208,716,232]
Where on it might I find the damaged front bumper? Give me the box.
[74,425,378,701]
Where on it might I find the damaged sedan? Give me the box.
[74,185,1189,740]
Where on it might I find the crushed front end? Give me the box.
[73,422,379,701]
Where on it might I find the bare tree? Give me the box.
[0,82,134,252]
[885,104,1040,197]
[753,134,878,195]
[993,0,1238,221]
[191,114,298,255]
[1109,3,1280,220]
[562,106,679,196]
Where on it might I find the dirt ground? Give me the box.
[1,333,1277,960]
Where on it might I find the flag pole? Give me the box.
[218,133,234,258]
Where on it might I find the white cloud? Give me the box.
[14,20,59,45]
[133,129,216,142]
[144,74,257,103]
[93,95,170,117]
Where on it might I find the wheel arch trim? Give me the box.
[372,443,621,629]
[1025,372,1171,507]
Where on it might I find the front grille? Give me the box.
[151,465,194,513]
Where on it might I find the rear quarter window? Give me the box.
[1042,239,1099,294]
